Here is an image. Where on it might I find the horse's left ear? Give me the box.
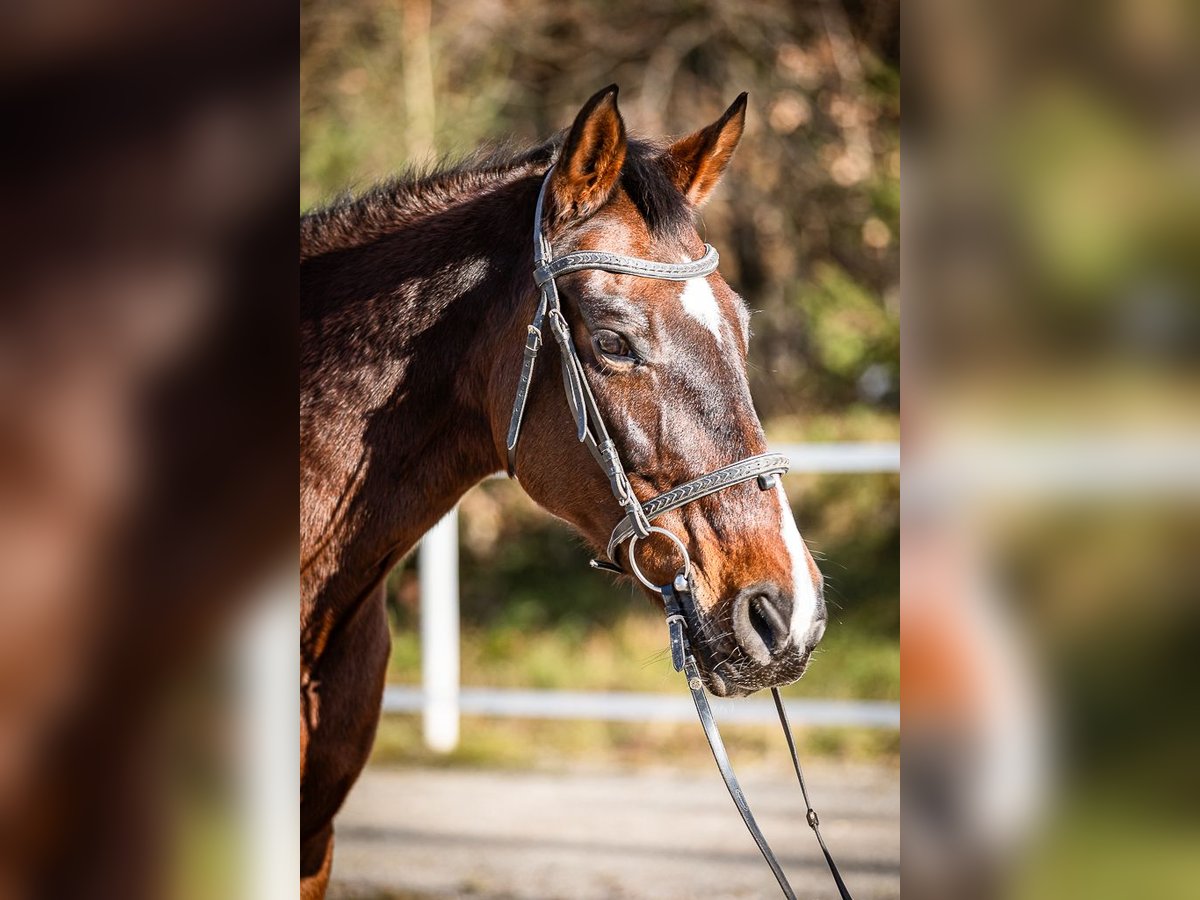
[663,93,748,207]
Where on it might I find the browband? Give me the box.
[534,244,719,286]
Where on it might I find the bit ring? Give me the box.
[628,526,691,590]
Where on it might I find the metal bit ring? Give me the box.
[628,526,691,591]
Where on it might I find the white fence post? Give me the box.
[419,508,460,752]
[240,568,299,900]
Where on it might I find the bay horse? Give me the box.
[300,85,828,898]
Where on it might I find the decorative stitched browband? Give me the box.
[533,244,721,286]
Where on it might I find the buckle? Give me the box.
[546,309,576,352]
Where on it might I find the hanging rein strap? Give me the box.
[663,584,854,900]
[772,687,855,900]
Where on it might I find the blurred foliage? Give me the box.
[908,0,1199,380]
[997,502,1200,820]
[303,0,900,758]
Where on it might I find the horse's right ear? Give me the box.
[549,85,627,224]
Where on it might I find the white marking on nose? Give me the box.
[774,483,820,644]
[679,277,723,345]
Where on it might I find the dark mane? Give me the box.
[300,136,692,260]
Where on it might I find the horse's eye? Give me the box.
[592,329,636,366]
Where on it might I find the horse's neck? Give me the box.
[301,180,531,611]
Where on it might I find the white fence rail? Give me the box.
[412,442,901,750]
[385,686,900,727]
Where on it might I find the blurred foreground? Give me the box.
[905,0,1199,897]
[0,0,296,896]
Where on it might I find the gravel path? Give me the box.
[327,762,899,899]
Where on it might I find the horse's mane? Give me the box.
[300,136,692,260]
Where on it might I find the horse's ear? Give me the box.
[550,84,627,223]
[663,93,748,207]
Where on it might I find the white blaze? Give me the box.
[775,483,821,643]
[679,277,723,345]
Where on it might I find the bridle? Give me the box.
[506,168,789,572]
[505,167,853,900]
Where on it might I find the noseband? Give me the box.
[505,167,852,900]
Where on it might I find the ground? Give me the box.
[327,761,899,899]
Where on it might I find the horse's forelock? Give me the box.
[616,139,694,240]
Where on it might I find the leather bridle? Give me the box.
[505,167,853,900]
[506,168,790,569]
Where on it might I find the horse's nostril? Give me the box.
[748,598,775,647]
[732,585,793,666]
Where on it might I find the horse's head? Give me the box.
[500,86,825,697]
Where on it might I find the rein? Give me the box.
[666,582,853,900]
[506,167,854,899]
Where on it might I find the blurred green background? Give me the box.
[301,0,900,766]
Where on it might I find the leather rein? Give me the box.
[506,168,853,899]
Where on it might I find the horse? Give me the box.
[299,85,828,899]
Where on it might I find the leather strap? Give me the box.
[505,296,548,474]
[772,688,854,900]
[662,583,855,900]
[534,243,719,285]
[507,167,724,544]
